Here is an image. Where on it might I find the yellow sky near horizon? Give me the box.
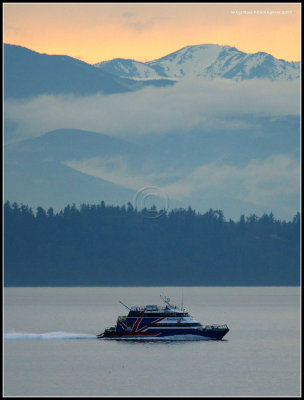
[3,3,301,64]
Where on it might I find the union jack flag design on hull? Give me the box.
[117,316,166,337]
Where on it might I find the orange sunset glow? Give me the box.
[3,3,301,64]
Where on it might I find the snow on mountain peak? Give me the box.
[146,44,223,78]
[94,44,300,82]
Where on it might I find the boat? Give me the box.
[96,295,229,340]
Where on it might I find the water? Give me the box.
[3,286,300,396]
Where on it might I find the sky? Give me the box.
[3,2,301,221]
[3,3,301,64]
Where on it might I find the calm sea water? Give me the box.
[4,286,301,397]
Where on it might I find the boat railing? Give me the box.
[129,305,181,312]
[202,324,228,330]
[130,306,146,311]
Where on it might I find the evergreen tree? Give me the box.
[3,201,300,286]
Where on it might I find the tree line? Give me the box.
[4,201,300,286]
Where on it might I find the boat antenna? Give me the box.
[181,288,184,311]
[160,295,172,308]
[119,300,131,310]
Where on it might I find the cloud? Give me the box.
[64,156,153,190]
[63,153,300,217]
[63,155,178,190]
[124,20,153,31]
[4,77,300,143]
[163,154,300,206]
[4,23,22,36]
[122,11,135,18]
[122,13,168,31]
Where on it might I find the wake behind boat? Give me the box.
[97,295,229,340]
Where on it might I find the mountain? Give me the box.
[94,44,300,81]
[4,44,174,99]
[4,128,186,212]
[4,116,300,219]
[4,129,138,211]
[94,58,164,80]
[4,43,299,100]
[3,43,300,221]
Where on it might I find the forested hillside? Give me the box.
[4,201,300,286]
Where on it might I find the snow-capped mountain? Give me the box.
[3,44,174,100]
[94,58,162,80]
[94,44,300,81]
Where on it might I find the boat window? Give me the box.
[145,305,158,311]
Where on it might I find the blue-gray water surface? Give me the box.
[3,286,300,396]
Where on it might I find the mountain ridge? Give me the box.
[4,117,300,220]
[4,43,175,99]
[94,43,300,81]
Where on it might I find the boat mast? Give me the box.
[160,295,174,308]
[119,300,131,310]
